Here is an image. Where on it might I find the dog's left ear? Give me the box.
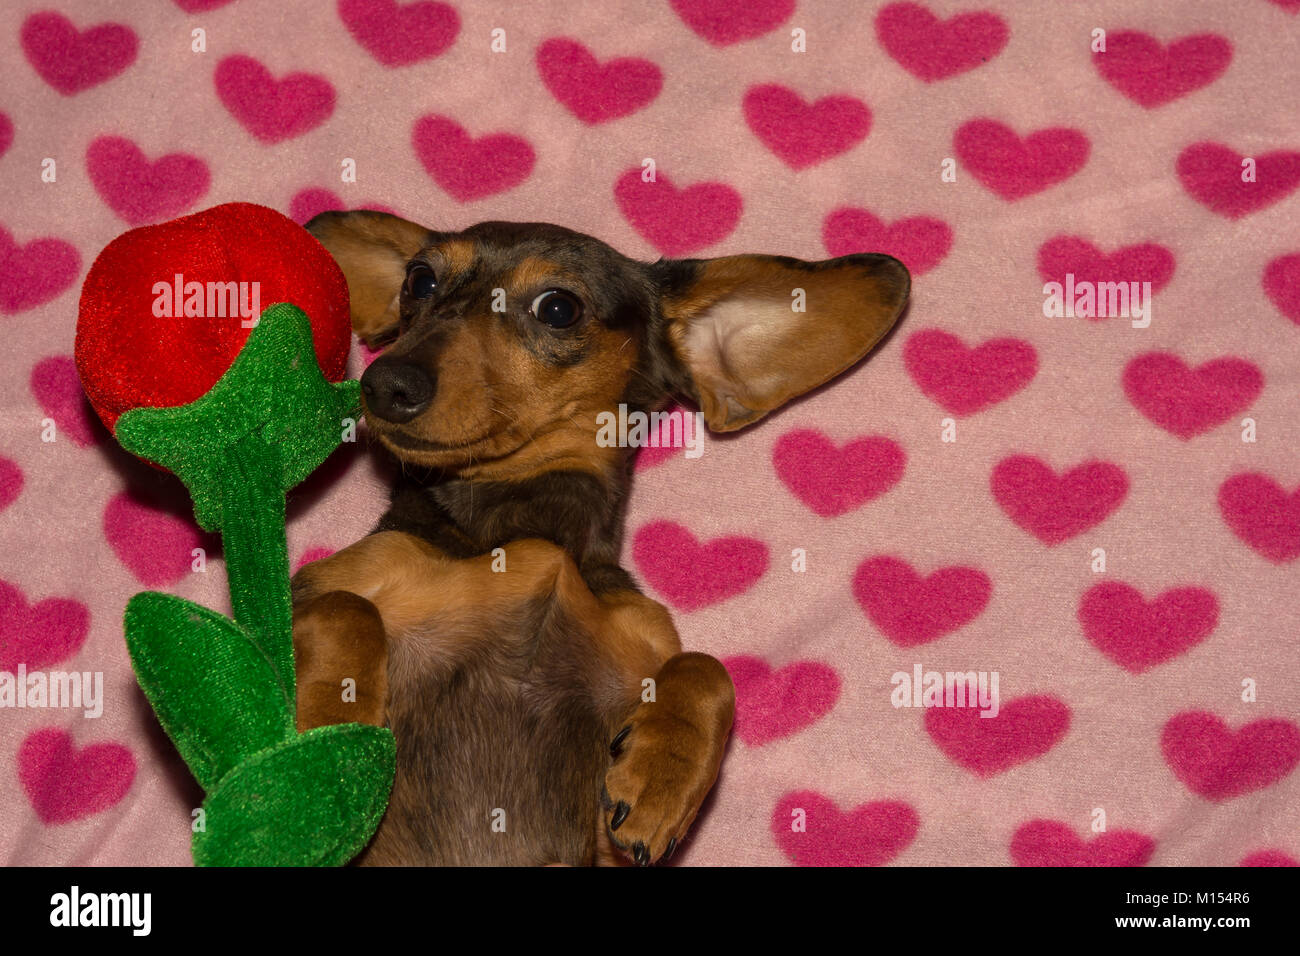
[651,253,910,431]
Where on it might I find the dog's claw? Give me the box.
[633,842,650,866]
[611,801,630,831]
[665,837,677,860]
[610,725,631,756]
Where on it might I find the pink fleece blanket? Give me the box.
[2,0,1298,867]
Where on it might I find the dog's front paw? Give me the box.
[601,708,718,866]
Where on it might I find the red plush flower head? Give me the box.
[75,202,351,433]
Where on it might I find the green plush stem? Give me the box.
[220,435,294,693]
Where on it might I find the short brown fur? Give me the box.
[291,210,909,865]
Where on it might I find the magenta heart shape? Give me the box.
[413,114,536,202]
[0,112,12,159]
[743,84,870,170]
[614,168,742,256]
[85,136,210,227]
[725,656,841,745]
[30,356,99,447]
[288,187,397,225]
[1078,581,1218,673]
[20,11,138,95]
[955,119,1090,200]
[0,226,81,316]
[1240,850,1299,867]
[1161,711,1300,801]
[339,0,460,67]
[215,54,336,144]
[822,207,952,276]
[1123,352,1262,439]
[0,457,21,512]
[1036,235,1175,299]
[771,790,919,866]
[903,329,1036,416]
[632,520,767,611]
[772,430,905,517]
[1263,253,1300,325]
[669,0,794,46]
[633,403,701,471]
[1217,473,1300,563]
[1093,31,1231,108]
[992,456,1128,545]
[103,490,206,587]
[0,579,89,671]
[536,38,662,124]
[925,694,1071,777]
[853,555,991,647]
[1177,142,1300,219]
[875,2,1009,82]
[19,728,136,824]
[1010,820,1155,866]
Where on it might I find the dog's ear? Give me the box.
[305,210,434,345]
[651,253,910,431]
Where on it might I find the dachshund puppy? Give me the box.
[291,211,910,865]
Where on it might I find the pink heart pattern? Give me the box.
[0,579,89,671]
[1122,353,1262,439]
[925,694,1071,777]
[1036,236,1176,300]
[632,520,767,610]
[20,12,138,95]
[413,114,536,202]
[338,0,460,67]
[742,84,870,170]
[992,456,1128,545]
[669,0,794,46]
[537,38,662,124]
[614,167,742,255]
[822,207,953,275]
[955,119,1089,200]
[0,457,21,512]
[85,136,210,227]
[875,3,1008,82]
[772,430,904,517]
[2,0,1296,869]
[903,329,1036,415]
[1078,582,1218,673]
[1009,820,1155,867]
[1177,142,1300,218]
[0,226,81,315]
[215,55,336,144]
[19,728,136,824]
[1161,712,1300,801]
[1263,253,1300,324]
[1217,473,1300,563]
[853,556,991,647]
[103,490,207,587]
[1093,32,1231,108]
[772,791,919,866]
[30,356,100,448]
[724,656,841,746]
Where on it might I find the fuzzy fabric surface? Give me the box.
[1,0,1298,867]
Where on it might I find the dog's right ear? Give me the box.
[305,210,434,345]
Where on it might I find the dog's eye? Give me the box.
[530,289,582,328]
[405,265,437,299]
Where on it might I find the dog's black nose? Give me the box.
[361,360,434,424]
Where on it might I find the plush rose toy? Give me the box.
[75,202,395,866]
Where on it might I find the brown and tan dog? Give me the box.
[290,211,909,865]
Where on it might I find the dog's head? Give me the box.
[307,210,909,482]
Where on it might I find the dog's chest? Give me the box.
[362,598,614,866]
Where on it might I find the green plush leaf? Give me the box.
[114,304,361,532]
[124,592,296,792]
[193,724,397,867]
